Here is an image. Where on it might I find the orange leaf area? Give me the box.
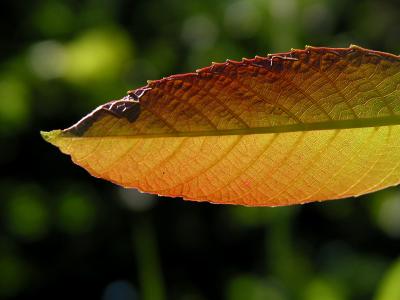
[42,45,400,206]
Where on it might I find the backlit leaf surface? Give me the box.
[42,46,400,206]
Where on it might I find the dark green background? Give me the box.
[1,0,400,299]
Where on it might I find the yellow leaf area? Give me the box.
[42,45,400,206]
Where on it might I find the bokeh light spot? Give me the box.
[227,275,285,300]
[29,40,67,79]
[64,28,133,83]
[57,192,96,235]
[0,76,30,132]
[31,1,74,36]
[224,1,261,38]
[303,278,344,300]
[117,188,156,212]
[181,15,218,50]
[377,192,400,238]
[376,258,400,300]
[102,280,138,300]
[0,254,27,297]
[6,188,49,241]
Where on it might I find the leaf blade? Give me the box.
[43,46,400,206]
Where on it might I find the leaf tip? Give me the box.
[40,130,62,146]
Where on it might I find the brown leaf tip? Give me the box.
[64,99,141,136]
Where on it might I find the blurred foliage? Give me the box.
[375,258,400,300]
[0,0,399,299]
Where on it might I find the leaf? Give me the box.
[41,45,400,206]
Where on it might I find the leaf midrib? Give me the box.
[63,115,400,139]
